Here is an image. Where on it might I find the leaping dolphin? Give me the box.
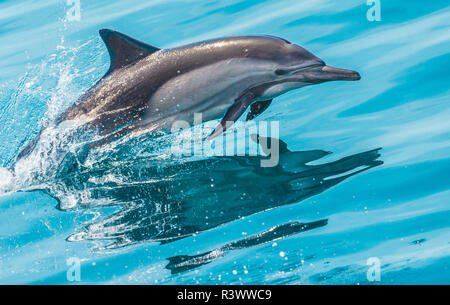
[17,29,360,160]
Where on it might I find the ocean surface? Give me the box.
[0,0,449,284]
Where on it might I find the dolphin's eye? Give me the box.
[275,69,288,75]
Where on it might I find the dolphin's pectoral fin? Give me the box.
[246,99,273,121]
[208,92,255,140]
[99,29,161,74]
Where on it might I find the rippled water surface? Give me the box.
[0,0,449,284]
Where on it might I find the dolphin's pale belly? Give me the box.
[138,58,275,130]
[260,81,309,100]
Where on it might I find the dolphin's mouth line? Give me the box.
[321,65,361,81]
[290,64,361,81]
[291,64,324,75]
[276,63,323,76]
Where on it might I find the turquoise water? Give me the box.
[0,0,449,284]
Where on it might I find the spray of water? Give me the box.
[0,37,107,193]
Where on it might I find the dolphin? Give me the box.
[16,29,360,160]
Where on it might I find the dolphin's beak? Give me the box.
[320,65,361,81]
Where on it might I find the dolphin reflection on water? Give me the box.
[41,136,382,272]
[166,219,329,274]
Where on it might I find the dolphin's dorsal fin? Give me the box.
[99,29,160,74]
